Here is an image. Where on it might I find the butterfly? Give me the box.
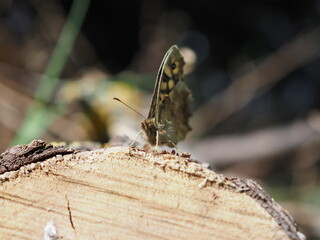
[141,45,193,147]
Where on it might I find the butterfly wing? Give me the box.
[146,46,176,120]
[144,45,192,146]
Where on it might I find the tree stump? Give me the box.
[0,140,305,240]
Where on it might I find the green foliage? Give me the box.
[12,0,90,145]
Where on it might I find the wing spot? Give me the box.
[171,62,176,70]
[164,66,172,78]
[172,61,180,75]
[160,82,167,91]
[168,79,175,90]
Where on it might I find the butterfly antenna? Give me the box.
[113,97,146,120]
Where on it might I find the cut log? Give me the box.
[0,141,305,240]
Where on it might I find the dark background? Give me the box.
[0,0,319,239]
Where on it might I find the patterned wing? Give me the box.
[147,46,176,119]
[145,45,192,146]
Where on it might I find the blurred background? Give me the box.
[0,0,319,238]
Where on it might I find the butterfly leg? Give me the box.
[155,130,159,151]
[167,140,186,154]
[130,130,142,147]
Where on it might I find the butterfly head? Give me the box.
[142,118,175,147]
[141,118,158,146]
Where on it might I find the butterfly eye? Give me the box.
[171,63,176,70]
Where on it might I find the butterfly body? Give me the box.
[141,45,192,147]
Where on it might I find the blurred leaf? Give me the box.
[12,0,90,145]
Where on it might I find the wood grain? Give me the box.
[0,146,304,240]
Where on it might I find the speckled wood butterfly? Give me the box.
[141,45,193,147]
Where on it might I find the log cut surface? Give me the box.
[0,142,305,240]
